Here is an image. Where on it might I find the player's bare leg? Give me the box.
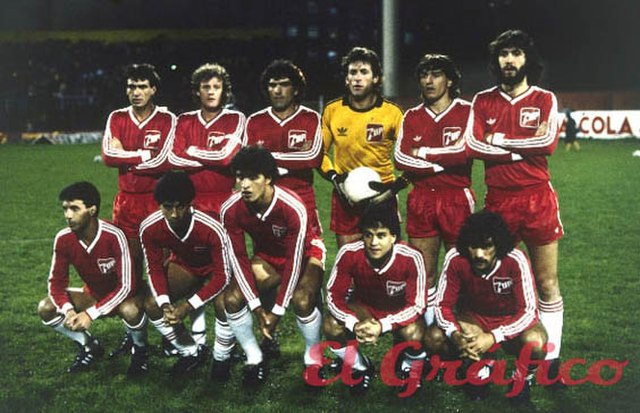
[292,258,324,368]
[251,257,283,359]
[410,236,441,326]
[503,322,548,405]
[527,240,563,369]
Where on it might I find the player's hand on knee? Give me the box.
[162,303,180,325]
[64,309,78,329]
[173,301,193,322]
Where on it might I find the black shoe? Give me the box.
[127,345,149,376]
[162,337,180,357]
[197,343,211,360]
[108,332,133,358]
[463,362,492,401]
[547,358,567,390]
[242,362,267,387]
[260,335,281,360]
[210,358,232,382]
[509,376,533,406]
[68,338,104,373]
[169,346,208,377]
[396,365,422,396]
[318,357,343,380]
[349,357,374,396]
[230,345,247,364]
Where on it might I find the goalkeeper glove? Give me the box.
[327,170,349,205]
[368,175,410,205]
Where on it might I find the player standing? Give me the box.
[465,30,564,380]
[220,146,324,386]
[37,182,148,375]
[243,59,326,355]
[320,47,404,247]
[169,63,244,352]
[393,54,474,327]
[323,207,428,395]
[139,171,232,377]
[426,211,547,404]
[101,63,176,356]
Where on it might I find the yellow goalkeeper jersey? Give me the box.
[321,96,403,183]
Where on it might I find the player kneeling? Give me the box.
[220,146,325,387]
[140,171,232,377]
[425,211,547,405]
[37,182,149,376]
[323,207,428,396]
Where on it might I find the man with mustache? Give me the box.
[425,211,547,405]
[465,30,564,384]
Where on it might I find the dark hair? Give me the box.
[125,63,161,88]
[260,59,306,103]
[342,46,383,91]
[488,29,543,85]
[59,182,101,215]
[415,54,462,99]
[456,211,515,260]
[191,62,233,106]
[153,171,195,205]
[358,202,401,239]
[231,146,279,181]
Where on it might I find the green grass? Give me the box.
[0,140,639,412]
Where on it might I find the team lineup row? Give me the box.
[37,29,565,405]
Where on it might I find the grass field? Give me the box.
[0,140,639,413]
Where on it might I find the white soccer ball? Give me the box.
[342,167,382,203]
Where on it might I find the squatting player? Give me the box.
[393,54,474,327]
[37,182,148,376]
[243,59,326,354]
[220,146,324,386]
[465,29,564,377]
[139,171,232,377]
[169,62,244,350]
[320,46,404,247]
[101,63,176,356]
[425,211,547,405]
[324,207,428,395]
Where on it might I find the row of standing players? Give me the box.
[37,29,565,405]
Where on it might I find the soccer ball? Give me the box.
[342,167,382,204]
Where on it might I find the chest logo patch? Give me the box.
[288,130,307,149]
[272,224,288,239]
[442,127,462,146]
[492,277,513,295]
[520,107,541,129]
[144,130,161,149]
[207,132,227,148]
[97,257,116,275]
[366,124,384,143]
[386,280,406,296]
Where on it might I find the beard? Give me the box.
[499,65,526,86]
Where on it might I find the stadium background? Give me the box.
[1,1,639,412]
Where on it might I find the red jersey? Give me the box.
[326,241,427,333]
[101,105,176,193]
[139,208,231,310]
[434,248,538,343]
[47,220,134,320]
[395,98,472,189]
[171,108,245,197]
[243,105,322,192]
[465,86,560,190]
[220,186,312,316]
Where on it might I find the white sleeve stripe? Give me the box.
[497,93,559,149]
[102,110,145,159]
[137,113,177,168]
[496,250,538,337]
[433,249,459,332]
[96,224,132,315]
[326,243,363,322]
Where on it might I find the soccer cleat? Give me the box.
[242,362,267,387]
[127,345,149,376]
[547,358,568,390]
[169,346,208,377]
[67,338,104,373]
[108,332,133,358]
[349,356,374,396]
[210,358,232,382]
[463,361,492,402]
[396,365,422,396]
[509,376,533,406]
[162,336,180,357]
[319,357,343,379]
[259,334,281,360]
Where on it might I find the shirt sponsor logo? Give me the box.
[288,130,307,149]
[207,132,227,148]
[442,127,462,146]
[366,124,384,143]
[386,280,406,296]
[272,224,288,239]
[492,277,513,294]
[520,107,541,129]
[144,130,161,149]
[97,257,116,275]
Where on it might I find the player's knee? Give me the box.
[143,294,161,319]
[423,325,446,353]
[537,276,560,300]
[292,288,315,315]
[223,288,246,313]
[118,298,144,324]
[322,315,344,340]
[37,297,57,321]
[522,329,548,360]
[399,321,425,343]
